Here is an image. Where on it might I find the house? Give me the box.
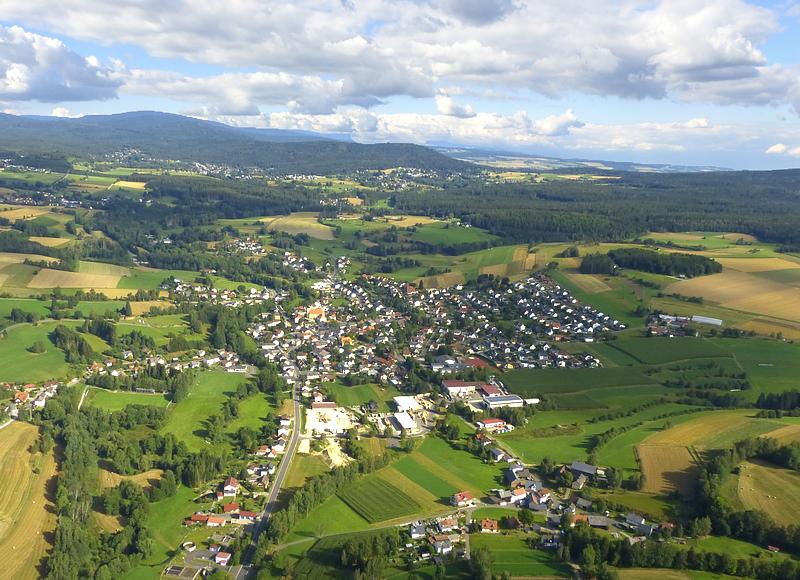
[429,535,453,555]
[570,461,598,479]
[187,513,209,525]
[588,516,610,529]
[476,418,510,433]
[236,511,258,522]
[480,519,499,533]
[222,476,239,497]
[255,445,270,457]
[222,502,239,514]
[207,516,226,527]
[488,447,506,462]
[409,523,426,540]
[441,379,484,398]
[452,491,475,507]
[576,498,593,511]
[438,517,458,533]
[214,552,232,566]
[531,489,551,504]
[625,513,646,528]
[572,473,588,490]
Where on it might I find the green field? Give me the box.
[159,370,250,451]
[85,388,171,411]
[0,298,51,320]
[324,380,400,411]
[338,478,421,523]
[116,313,205,346]
[410,436,503,494]
[469,533,570,577]
[393,455,458,498]
[0,321,71,382]
[608,337,730,365]
[287,495,370,543]
[503,366,659,396]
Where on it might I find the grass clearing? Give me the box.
[469,533,570,577]
[267,212,335,240]
[0,422,57,580]
[99,468,163,490]
[338,477,421,523]
[85,388,171,411]
[324,380,400,411]
[0,321,70,382]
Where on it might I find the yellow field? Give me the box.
[716,257,800,272]
[561,272,613,293]
[0,252,58,267]
[267,212,336,240]
[382,215,441,227]
[110,180,146,190]
[667,271,800,323]
[644,411,760,447]
[739,318,800,340]
[763,424,800,444]
[637,445,696,495]
[94,511,123,533]
[27,236,71,247]
[737,460,800,526]
[0,206,52,222]
[343,197,363,206]
[0,422,57,580]
[414,271,465,288]
[78,261,131,277]
[129,300,171,315]
[99,468,163,490]
[27,269,122,289]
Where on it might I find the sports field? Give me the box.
[0,422,57,580]
[337,478,421,523]
[736,460,800,526]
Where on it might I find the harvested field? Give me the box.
[78,261,130,276]
[99,468,163,490]
[0,206,52,222]
[0,422,57,580]
[763,424,800,444]
[667,270,800,323]
[129,300,171,315]
[737,460,800,526]
[644,411,771,448]
[94,512,122,533]
[0,252,58,266]
[561,272,613,293]
[267,212,335,240]
[618,570,690,580]
[414,271,465,288]
[637,444,696,495]
[110,180,147,190]
[27,268,122,289]
[382,215,440,227]
[716,257,800,272]
[27,236,71,247]
[739,318,800,340]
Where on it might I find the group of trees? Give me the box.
[51,324,94,362]
[607,248,722,278]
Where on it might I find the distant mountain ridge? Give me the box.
[436,146,731,173]
[0,111,469,174]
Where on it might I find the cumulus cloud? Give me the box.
[534,109,584,136]
[434,93,476,118]
[0,25,120,101]
[50,106,82,117]
[765,143,800,156]
[4,0,799,110]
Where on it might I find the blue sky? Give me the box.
[2,0,800,168]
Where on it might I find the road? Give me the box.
[244,381,301,564]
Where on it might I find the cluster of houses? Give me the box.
[185,477,260,529]
[85,348,246,383]
[3,380,62,417]
[166,279,276,308]
[406,515,467,560]
[442,379,531,411]
[254,415,292,461]
[216,237,266,256]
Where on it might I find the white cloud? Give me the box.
[0,25,120,101]
[766,143,788,154]
[50,106,82,117]
[4,0,799,110]
[434,93,476,118]
[534,109,584,136]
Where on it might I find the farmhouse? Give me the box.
[452,491,476,507]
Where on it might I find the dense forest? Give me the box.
[393,170,800,245]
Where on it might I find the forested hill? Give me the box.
[0,111,470,174]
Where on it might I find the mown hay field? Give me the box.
[763,424,800,444]
[716,257,800,272]
[27,269,123,289]
[637,445,697,496]
[561,272,614,293]
[99,468,163,490]
[737,460,800,526]
[0,206,53,222]
[337,477,421,523]
[667,270,800,323]
[27,236,71,248]
[0,422,57,580]
[267,212,336,240]
[643,410,782,448]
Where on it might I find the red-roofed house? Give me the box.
[481,519,499,533]
[215,552,232,566]
[223,502,239,513]
[451,491,476,507]
[206,516,226,527]
[222,477,239,497]
[476,418,508,432]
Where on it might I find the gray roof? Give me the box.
[570,461,598,475]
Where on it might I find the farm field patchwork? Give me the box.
[0,422,57,580]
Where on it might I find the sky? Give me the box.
[1,0,800,169]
